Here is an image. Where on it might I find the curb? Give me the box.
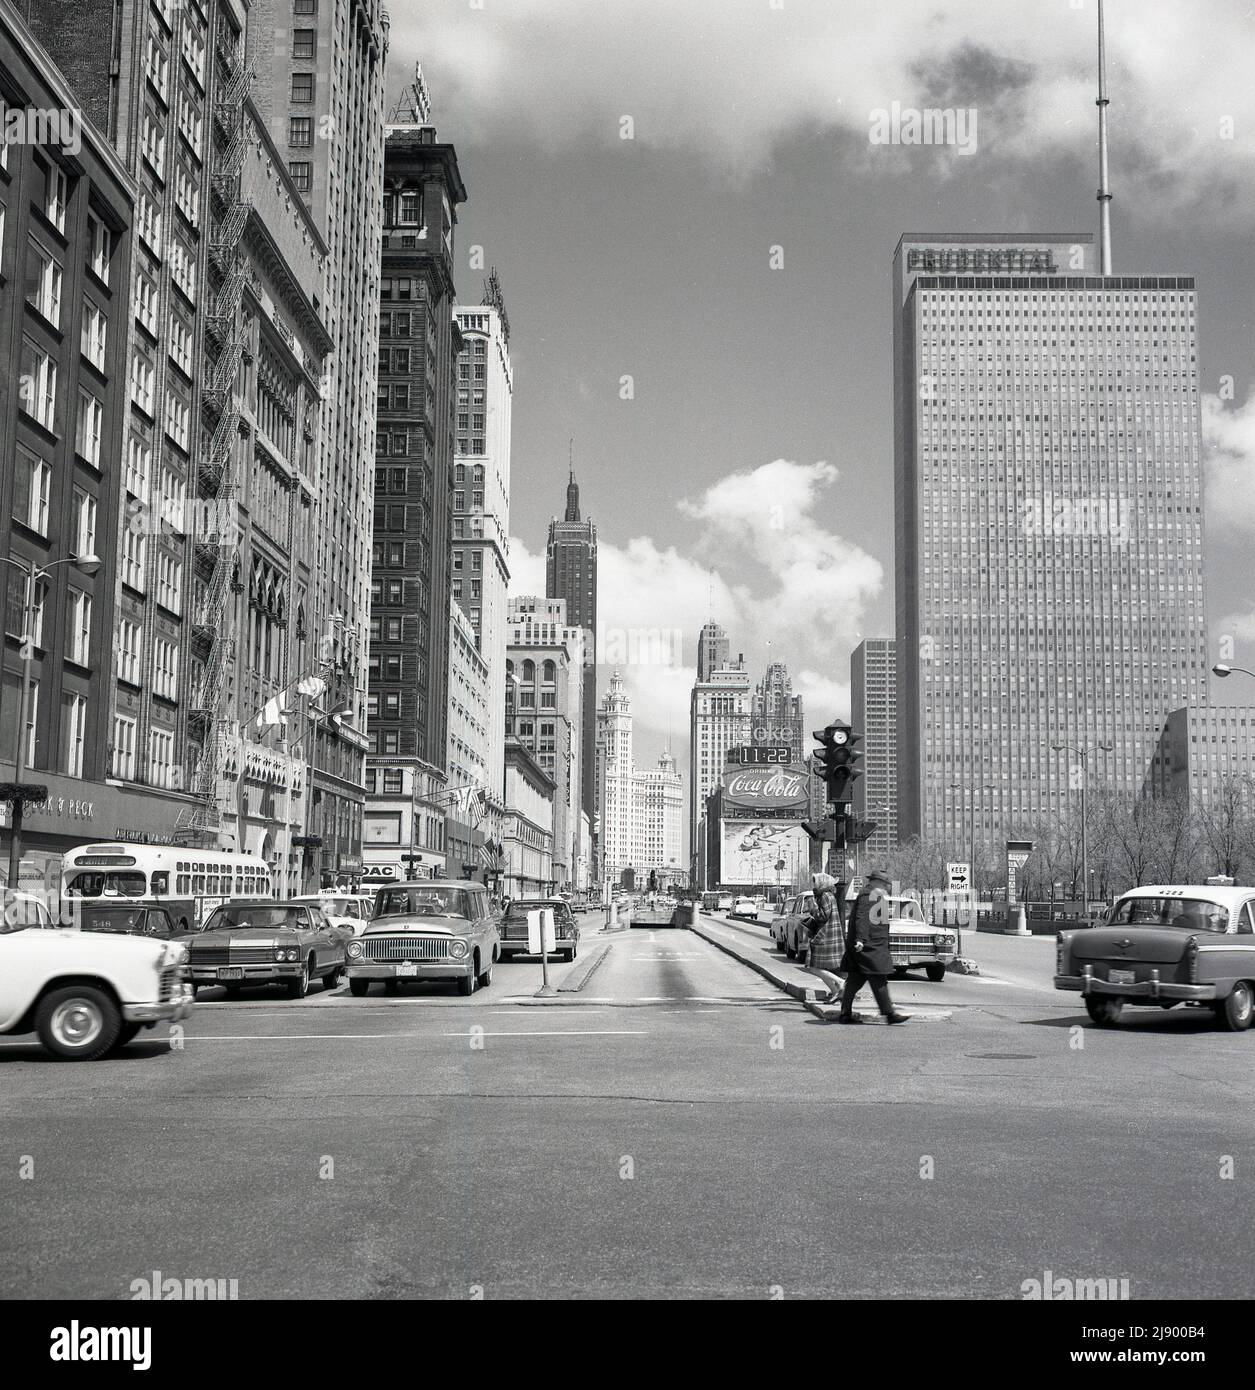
[689,917,813,1003]
[556,942,613,993]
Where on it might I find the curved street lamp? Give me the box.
[1213,663,1255,682]
[1,553,101,888]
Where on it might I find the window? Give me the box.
[168,314,192,375]
[88,212,112,282]
[399,190,421,225]
[288,162,312,193]
[136,194,162,254]
[294,0,316,12]
[121,526,146,591]
[125,436,151,498]
[73,487,97,557]
[164,392,190,450]
[112,714,137,779]
[68,589,93,665]
[174,165,200,227]
[134,273,158,334]
[289,116,312,147]
[39,157,68,231]
[61,692,88,777]
[76,391,104,466]
[291,72,314,103]
[292,28,316,57]
[153,637,179,699]
[19,339,57,431]
[383,769,403,794]
[117,618,141,684]
[141,115,165,172]
[131,353,155,414]
[26,241,62,325]
[81,299,107,368]
[149,728,175,787]
[156,553,182,613]
[13,449,51,533]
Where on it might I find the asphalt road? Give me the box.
[3,917,1253,1299]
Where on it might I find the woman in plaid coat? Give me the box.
[803,872,846,1003]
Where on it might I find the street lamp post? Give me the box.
[1051,740,1114,904]
[1,553,100,890]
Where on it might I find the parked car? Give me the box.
[347,880,500,997]
[0,888,192,1059]
[729,896,759,921]
[74,903,184,941]
[293,893,369,940]
[187,900,346,998]
[782,892,817,959]
[716,894,734,912]
[499,897,580,961]
[1056,884,1255,1030]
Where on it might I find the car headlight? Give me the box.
[449,939,469,959]
[933,933,946,948]
[274,947,298,963]
[346,940,363,959]
[171,943,190,966]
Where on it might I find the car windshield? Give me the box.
[80,908,149,934]
[375,887,472,920]
[889,899,927,923]
[506,900,568,919]
[205,905,306,930]
[1109,897,1230,932]
[320,897,362,918]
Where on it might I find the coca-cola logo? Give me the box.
[725,769,806,802]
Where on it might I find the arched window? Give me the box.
[542,660,556,684]
[522,659,535,682]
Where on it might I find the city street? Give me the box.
[3,917,1253,1300]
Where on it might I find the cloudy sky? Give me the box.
[386,0,1255,794]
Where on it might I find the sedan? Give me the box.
[186,901,346,999]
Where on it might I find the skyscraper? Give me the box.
[453,283,513,872]
[851,638,898,862]
[893,232,1208,850]
[696,620,729,682]
[362,118,466,882]
[688,654,751,863]
[546,466,598,830]
[751,662,804,759]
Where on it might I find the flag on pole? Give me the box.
[296,675,327,699]
[256,695,288,731]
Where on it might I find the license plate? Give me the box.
[217,967,244,981]
[395,962,419,977]
[1108,968,1135,985]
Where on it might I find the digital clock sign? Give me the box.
[728,746,792,766]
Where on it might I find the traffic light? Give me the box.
[810,721,862,805]
[846,818,878,845]
[802,818,838,843]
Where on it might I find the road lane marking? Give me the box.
[169,1028,650,1041]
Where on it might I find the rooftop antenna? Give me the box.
[569,437,574,485]
[388,62,431,127]
[1096,0,1113,275]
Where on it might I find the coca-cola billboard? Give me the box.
[722,764,810,814]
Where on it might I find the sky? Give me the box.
[384,0,1255,800]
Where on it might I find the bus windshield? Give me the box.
[65,870,148,898]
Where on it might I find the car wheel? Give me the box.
[35,986,121,1061]
[109,1022,143,1054]
[1085,996,1124,1027]
[566,945,577,961]
[349,978,371,998]
[323,966,342,992]
[893,966,909,979]
[1217,981,1254,1032]
[926,964,947,982]
[458,961,477,996]
[478,960,493,988]
[285,961,311,1000]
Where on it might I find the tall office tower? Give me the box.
[851,638,898,863]
[25,0,256,847]
[0,3,136,880]
[751,662,804,757]
[545,466,598,828]
[594,672,682,886]
[894,232,1208,851]
[1146,707,1255,807]
[696,620,729,682]
[444,600,490,878]
[688,655,751,861]
[362,119,467,882]
[248,0,389,884]
[454,282,513,865]
[505,597,585,890]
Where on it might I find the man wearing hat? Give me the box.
[837,869,910,1024]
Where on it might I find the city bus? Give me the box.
[61,842,273,932]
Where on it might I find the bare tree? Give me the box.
[1194,775,1254,881]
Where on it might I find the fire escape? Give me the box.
[181,24,253,834]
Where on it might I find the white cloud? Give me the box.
[1204,390,1255,534]
[508,457,883,737]
[393,0,1255,222]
